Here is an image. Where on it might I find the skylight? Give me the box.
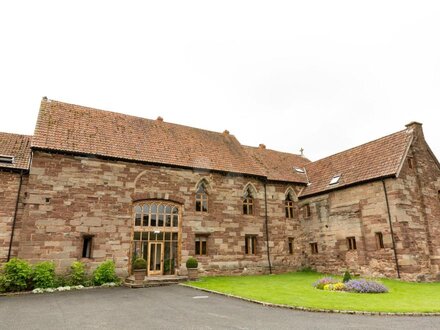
[294,167,305,173]
[0,155,14,164]
[329,175,341,185]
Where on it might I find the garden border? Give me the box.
[180,283,440,317]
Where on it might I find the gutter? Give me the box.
[7,170,24,261]
[381,179,401,279]
[263,181,272,274]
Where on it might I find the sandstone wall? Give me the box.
[0,170,27,263]
[298,181,398,278]
[385,125,440,280]
[18,151,303,276]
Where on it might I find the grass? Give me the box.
[186,271,440,313]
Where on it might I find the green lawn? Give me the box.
[186,272,440,313]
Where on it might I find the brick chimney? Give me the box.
[259,144,266,149]
[156,116,164,122]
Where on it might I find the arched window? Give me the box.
[133,202,179,229]
[195,183,208,212]
[285,194,294,219]
[243,187,254,215]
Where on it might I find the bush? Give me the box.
[344,280,388,293]
[69,261,86,286]
[186,257,198,269]
[133,258,147,270]
[0,258,33,292]
[33,261,56,289]
[93,260,119,286]
[298,266,317,273]
[313,277,338,290]
[342,270,352,283]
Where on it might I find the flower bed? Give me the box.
[313,276,388,293]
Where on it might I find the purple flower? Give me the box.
[345,280,388,293]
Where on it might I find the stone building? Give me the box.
[1,98,439,281]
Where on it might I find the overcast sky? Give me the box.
[1,1,439,161]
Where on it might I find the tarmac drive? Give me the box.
[0,285,438,330]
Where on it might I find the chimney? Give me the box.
[405,121,422,130]
[259,144,266,149]
[42,96,48,101]
[223,130,230,135]
[156,116,164,122]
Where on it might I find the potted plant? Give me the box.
[186,257,199,280]
[132,258,147,281]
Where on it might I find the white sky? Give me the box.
[0,1,439,161]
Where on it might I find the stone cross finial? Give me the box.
[300,148,304,156]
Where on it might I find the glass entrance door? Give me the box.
[148,242,163,276]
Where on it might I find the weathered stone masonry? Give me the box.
[1,99,439,281]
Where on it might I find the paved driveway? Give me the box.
[0,285,438,330]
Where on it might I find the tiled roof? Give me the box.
[32,99,266,177]
[244,146,310,183]
[300,129,413,197]
[0,132,32,170]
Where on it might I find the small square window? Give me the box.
[347,237,357,250]
[310,242,318,254]
[195,235,208,255]
[82,235,93,258]
[303,204,311,218]
[245,235,257,255]
[375,232,384,249]
[288,238,294,254]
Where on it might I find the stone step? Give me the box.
[124,275,189,288]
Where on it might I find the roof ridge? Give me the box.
[308,128,409,165]
[243,145,305,158]
[45,99,237,138]
[0,131,33,138]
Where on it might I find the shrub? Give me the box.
[345,279,388,293]
[0,258,33,292]
[298,266,316,273]
[69,261,86,286]
[342,270,352,283]
[186,257,198,269]
[33,261,56,289]
[93,260,118,286]
[133,258,147,270]
[313,277,338,290]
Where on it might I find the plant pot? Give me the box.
[187,268,198,281]
[133,269,146,281]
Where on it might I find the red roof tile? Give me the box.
[244,146,310,183]
[0,132,32,170]
[32,99,266,177]
[300,129,413,197]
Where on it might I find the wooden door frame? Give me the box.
[147,241,164,276]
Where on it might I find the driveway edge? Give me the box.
[179,283,440,317]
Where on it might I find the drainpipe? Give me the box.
[7,170,24,261]
[263,181,272,274]
[381,179,401,279]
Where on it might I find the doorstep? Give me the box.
[124,275,188,288]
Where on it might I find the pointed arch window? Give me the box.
[195,183,208,212]
[285,194,295,219]
[243,187,254,215]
